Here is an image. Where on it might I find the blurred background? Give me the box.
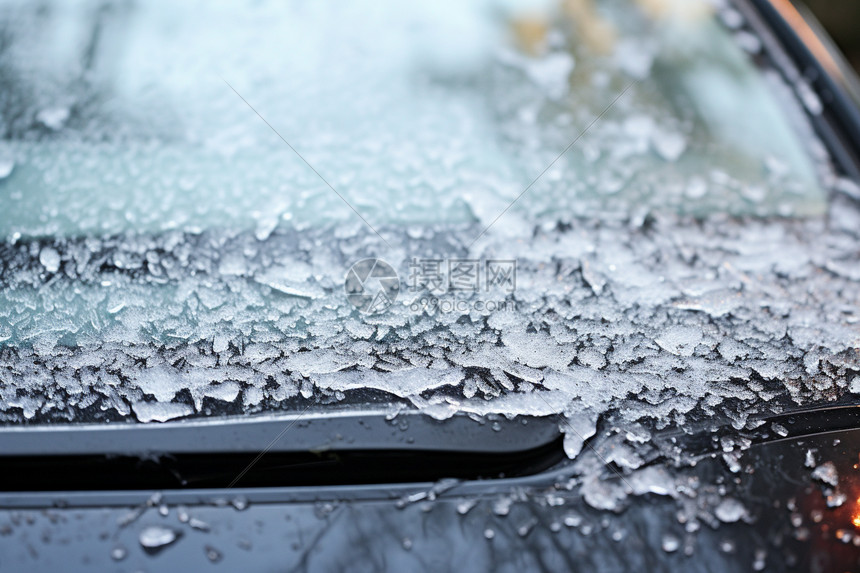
[805,0,860,73]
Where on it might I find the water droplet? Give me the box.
[826,491,847,508]
[39,247,61,273]
[771,423,788,437]
[36,106,70,130]
[517,518,537,537]
[108,302,126,314]
[662,533,680,553]
[492,497,512,516]
[205,545,223,563]
[0,156,14,180]
[139,525,180,554]
[456,499,478,515]
[189,517,210,531]
[110,545,127,561]
[715,498,746,523]
[652,130,687,162]
[812,462,839,486]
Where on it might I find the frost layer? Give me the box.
[0,0,856,430]
[0,200,858,426]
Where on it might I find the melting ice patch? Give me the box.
[0,205,857,433]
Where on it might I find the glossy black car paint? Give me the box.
[1,424,859,571]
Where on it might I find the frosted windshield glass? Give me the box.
[0,0,826,238]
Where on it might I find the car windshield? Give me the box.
[0,0,856,441]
